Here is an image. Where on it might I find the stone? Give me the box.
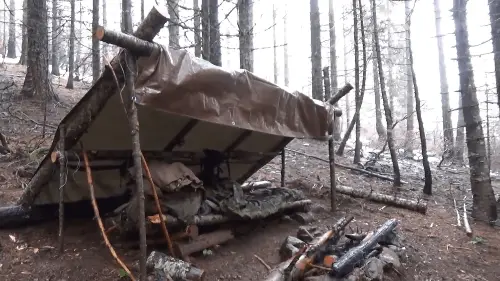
[291,212,315,224]
[379,247,401,270]
[363,257,384,281]
[297,226,315,243]
[279,236,305,260]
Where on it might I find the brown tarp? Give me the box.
[22,45,335,206]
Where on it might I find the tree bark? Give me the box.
[201,0,210,60]
[74,0,82,81]
[238,0,253,72]
[102,0,107,67]
[121,0,132,33]
[283,3,289,86]
[453,0,497,222]
[371,0,401,186]
[51,0,60,76]
[92,0,100,83]
[309,0,323,100]
[404,1,414,157]
[6,0,15,58]
[329,0,341,141]
[208,0,221,66]
[342,15,350,128]
[19,0,28,65]
[455,94,465,163]
[434,0,454,158]
[168,0,180,49]
[373,54,385,139]
[408,37,432,195]
[66,0,76,89]
[193,0,201,57]
[488,0,500,122]
[386,0,395,115]
[21,0,57,101]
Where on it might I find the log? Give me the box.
[281,149,286,187]
[146,251,205,281]
[263,257,295,281]
[18,5,170,207]
[173,229,234,258]
[336,185,427,214]
[463,197,472,237]
[241,181,272,191]
[95,26,159,56]
[328,83,354,107]
[285,148,408,184]
[330,219,399,277]
[0,205,51,228]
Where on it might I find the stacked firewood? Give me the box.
[266,217,403,281]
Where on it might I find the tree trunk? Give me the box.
[75,0,82,81]
[51,0,60,76]
[455,95,465,163]
[371,0,401,186]
[408,38,432,195]
[283,3,289,86]
[353,0,367,164]
[141,0,145,21]
[373,41,385,140]
[273,5,277,83]
[102,0,107,67]
[404,1,414,157]
[329,0,341,141]
[434,0,454,158]
[92,0,100,83]
[201,0,210,60]
[453,0,497,222]
[66,0,76,89]
[121,0,132,33]
[19,0,28,65]
[193,0,201,57]
[238,0,253,72]
[343,15,350,128]
[488,0,500,122]
[6,0,15,58]
[208,0,221,66]
[309,0,323,100]
[386,1,395,115]
[168,0,180,49]
[21,0,57,101]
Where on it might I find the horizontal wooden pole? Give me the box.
[328,83,354,106]
[95,26,160,56]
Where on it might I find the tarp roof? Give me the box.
[21,45,335,206]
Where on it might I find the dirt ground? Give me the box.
[0,64,499,281]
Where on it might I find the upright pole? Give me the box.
[281,149,285,187]
[323,67,336,212]
[58,124,66,253]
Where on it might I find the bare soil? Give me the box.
[0,64,499,281]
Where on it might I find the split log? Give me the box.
[263,257,295,281]
[336,185,427,214]
[146,251,205,281]
[173,229,234,258]
[330,219,399,277]
[95,26,159,56]
[241,180,272,191]
[18,5,170,207]
[463,198,472,237]
[285,148,407,184]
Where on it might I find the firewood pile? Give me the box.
[265,217,404,281]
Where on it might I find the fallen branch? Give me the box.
[174,229,234,258]
[255,254,272,271]
[82,150,136,281]
[286,148,407,184]
[146,251,205,281]
[7,105,58,130]
[463,196,472,237]
[337,185,427,214]
[453,198,461,227]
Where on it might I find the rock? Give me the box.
[279,236,305,260]
[387,245,404,258]
[297,226,315,243]
[363,257,384,281]
[379,247,401,270]
[291,212,315,224]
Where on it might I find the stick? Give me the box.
[82,150,136,281]
[285,148,408,184]
[95,26,159,56]
[453,198,461,227]
[140,153,175,257]
[328,83,354,105]
[329,134,336,212]
[58,124,66,254]
[463,196,472,237]
[281,149,285,188]
[254,254,272,271]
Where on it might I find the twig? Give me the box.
[82,150,136,281]
[254,254,271,271]
[7,105,57,129]
[463,196,472,237]
[140,153,175,257]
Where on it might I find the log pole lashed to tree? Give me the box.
[95,26,161,56]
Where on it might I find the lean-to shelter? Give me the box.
[17,28,335,210]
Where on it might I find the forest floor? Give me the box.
[0,63,499,281]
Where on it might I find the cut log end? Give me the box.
[95,26,105,40]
